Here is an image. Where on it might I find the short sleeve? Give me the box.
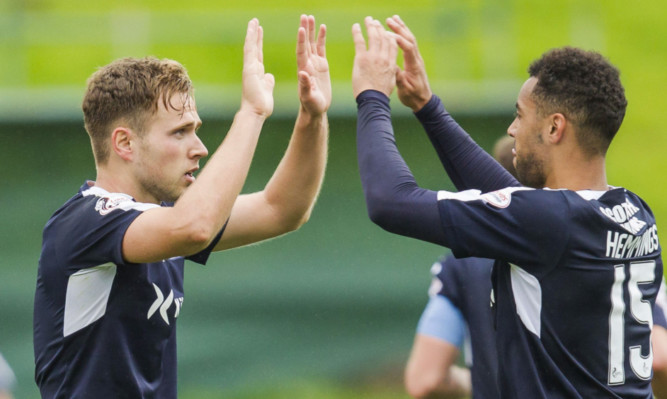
[416,295,466,347]
[50,194,148,273]
[186,221,227,265]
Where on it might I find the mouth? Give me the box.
[185,166,199,183]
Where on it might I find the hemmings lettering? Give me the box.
[606,225,660,259]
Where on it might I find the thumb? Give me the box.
[298,71,312,92]
[265,73,276,90]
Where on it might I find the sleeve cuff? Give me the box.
[355,90,390,107]
[414,94,444,121]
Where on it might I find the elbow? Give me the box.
[653,326,667,375]
[179,217,222,253]
[654,352,667,376]
[404,371,442,399]
[275,205,314,235]
[366,192,398,232]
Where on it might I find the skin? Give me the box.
[404,334,471,399]
[652,325,667,398]
[93,15,329,264]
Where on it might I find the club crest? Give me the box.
[95,195,131,215]
[481,189,512,208]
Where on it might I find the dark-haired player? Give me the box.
[352,15,662,398]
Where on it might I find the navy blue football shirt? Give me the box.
[421,255,498,399]
[34,182,221,398]
[438,186,661,398]
[356,90,663,398]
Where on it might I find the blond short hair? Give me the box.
[82,57,193,164]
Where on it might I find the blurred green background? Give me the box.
[1,1,665,398]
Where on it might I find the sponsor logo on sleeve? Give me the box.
[481,189,512,208]
[94,195,132,215]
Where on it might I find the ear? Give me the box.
[546,113,566,144]
[111,127,135,161]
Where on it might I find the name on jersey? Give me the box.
[606,224,659,259]
[599,199,646,234]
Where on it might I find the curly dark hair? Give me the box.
[82,57,194,165]
[528,47,627,156]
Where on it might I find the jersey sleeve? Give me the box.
[52,194,149,273]
[414,95,520,192]
[185,222,226,265]
[437,187,570,277]
[356,90,446,245]
[416,295,466,347]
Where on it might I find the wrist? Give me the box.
[410,92,433,113]
[298,104,326,121]
[236,106,270,122]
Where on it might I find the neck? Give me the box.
[94,164,159,204]
[544,153,608,191]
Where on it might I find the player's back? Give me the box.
[491,187,662,398]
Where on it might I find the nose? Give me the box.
[190,135,209,159]
[507,119,517,138]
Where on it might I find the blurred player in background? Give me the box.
[653,281,667,398]
[353,15,662,398]
[33,15,330,398]
[404,136,515,399]
[0,353,16,399]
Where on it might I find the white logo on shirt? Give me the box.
[147,283,182,325]
[94,194,132,215]
[599,198,646,234]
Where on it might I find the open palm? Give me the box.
[297,15,331,115]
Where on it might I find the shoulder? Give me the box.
[82,186,159,215]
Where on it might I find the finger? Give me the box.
[391,24,420,65]
[265,72,275,90]
[387,31,399,62]
[364,16,378,51]
[244,18,259,64]
[351,23,366,54]
[376,20,390,55]
[308,15,316,51]
[299,13,308,33]
[386,15,417,44]
[298,70,311,93]
[257,24,264,64]
[316,24,327,57]
[298,15,310,57]
[296,26,307,68]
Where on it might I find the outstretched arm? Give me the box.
[215,15,330,251]
[353,18,446,245]
[387,15,519,192]
[122,18,273,263]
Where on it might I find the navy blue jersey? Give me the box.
[429,255,498,399]
[438,186,662,398]
[34,182,220,398]
[356,90,663,399]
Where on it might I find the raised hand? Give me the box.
[241,18,274,118]
[352,17,399,98]
[386,15,432,112]
[296,14,331,116]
